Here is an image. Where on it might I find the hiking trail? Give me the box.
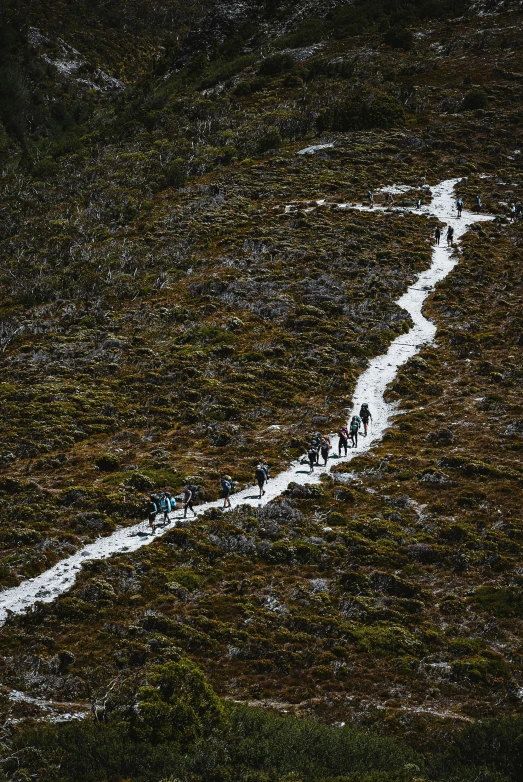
[0,178,495,624]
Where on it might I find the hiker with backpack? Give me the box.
[349,415,361,448]
[359,403,372,436]
[221,475,232,508]
[310,431,322,464]
[147,494,160,533]
[446,225,454,246]
[367,189,374,207]
[338,425,349,457]
[255,464,267,498]
[261,463,270,481]
[475,194,482,210]
[456,198,463,217]
[183,485,197,519]
[434,226,441,245]
[320,435,331,466]
[307,444,318,474]
[159,490,173,526]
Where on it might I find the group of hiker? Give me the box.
[307,403,372,474]
[145,406,373,529]
[366,190,394,208]
[433,224,454,246]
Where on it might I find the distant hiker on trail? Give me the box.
[183,485,197,519]
[386,192,394,206]
[434,226,441,245]
[456,198,463,217]
[349,415,361,448]
[416,198,421,209]
[310,431,322,464]
[359,403,372,436]
[221,475,232,508]
[338,425,349,457]
[159,490,173,525]
[510,204,516,221]
[367,189,374,207]
[261,463,270,481]
[446,225,454,246]
[475,194,482,210]
[307,444,318,473]
[147,494,159,533]
[320,435,331,466]
[255,464,267,498]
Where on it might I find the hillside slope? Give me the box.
[0,1,522,780]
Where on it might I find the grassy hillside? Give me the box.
[0,0,522,780]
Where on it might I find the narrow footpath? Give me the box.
[0,178,495,624]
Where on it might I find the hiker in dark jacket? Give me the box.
[307,445,317,473]
[446,224,454,246]
[320,435,331,466]
[338,425,349,457]
[221,476,232,508]
[255,464,267,498]
[183,485,196,518]
[434,226,441,245]
[359,403,372,436]
[147,495,159,533]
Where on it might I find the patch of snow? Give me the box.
[281,43,325,62]
[7,689,88,722]
[0,179,496,625]
[297,143,334,155]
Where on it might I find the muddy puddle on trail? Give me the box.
[0,178,496,624]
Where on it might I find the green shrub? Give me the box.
[461,88,488,111]
[384,26,414,50]
[164,158,187,188]
[257,127,282,152]
[470,585,523,618]
[259,53,295,76]
[130,659,225,747]
[96,453,120,472]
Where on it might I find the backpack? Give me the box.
[222,479,231,491]
[150,493,161,509]
[147,499,158,515]
[159,494,171,512]
[186,484,199,500]
[350,418,360,433]
[255,467,266,481]
[261,463,270,479]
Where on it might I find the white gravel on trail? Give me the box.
[0,179,495,625]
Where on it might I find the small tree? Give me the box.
[164,158,187,189]
[130,659,226,747]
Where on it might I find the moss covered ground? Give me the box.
[0,1,522,779]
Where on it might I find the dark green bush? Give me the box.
[384,26,414,50]
[164,158,187,188]
[461,88,488,111]
[96,453,120,472]
[257,127,282,152]
[318,92,405,133]
[259,53,295,76]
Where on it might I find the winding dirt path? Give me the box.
[0,178,495,624]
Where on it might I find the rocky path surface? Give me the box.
[0,179,495,624]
